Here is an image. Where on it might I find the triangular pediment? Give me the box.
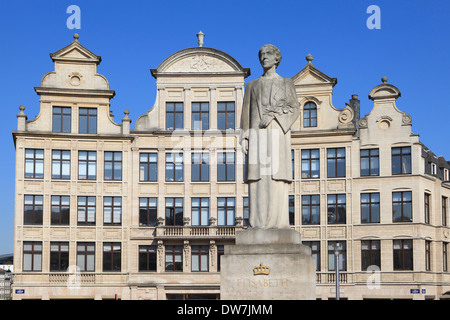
[50,36,101,64]
[291,64,337,87]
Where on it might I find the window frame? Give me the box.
[191,197,209,226]
[392,191,413,223]
[51,195,70,226]
[102,242,121,272]
[165,245,183,272]
[165,152,184,182]
[25,149,44,179]
[103,196,122,226]
[191,153,209,182]
[361,193,380,223]
[51,150,71,180]
[139,245,157,272]
[360,148,379,176]
[191,245,209,272]
[217,152,235,182]
[104,151,122,181]
[393,239,413,271]
[139,197,157,227]
[78,151,97,180]
[52,106,71,133]
[166,102,184,130]
[165,197,183,226]
[303,101,317,128]
[24,195,43,225]
[77,242,95,272]
[23,241,42,272]
[327,148,346,178]
[191,102,209,130]
[77,196,96,226]
[301,149,320,179]
[218,197,235,226]
[217,101,235,130]
[392,146,411,175]
[361,240,381,271]
[302,195,320,225]
[50,242,69,272]
[78,107,97,134]
[327,194,346,224]
[139,153,158,182]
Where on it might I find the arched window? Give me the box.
[303,102,317,127]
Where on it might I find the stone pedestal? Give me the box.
[220,229,316,300]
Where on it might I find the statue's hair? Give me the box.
[258,44,282,68]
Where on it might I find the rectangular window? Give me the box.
[50,242,69,272]
[24,195,43,225]
[291,150,294,179]
[52,150,71,179]
[52,106,71,133]
[217,102,235,130]
[392,147,411,175]
[327,148,346,178]
[361,240,380,271]
[361,193,380,223]
[217,245,224,271]
[425,240,431,271]
[23,242,42,271]
[328,241,347,271]
[139,153,158,182]
[243,197,250,226]
[103,197,122,225]
[139,245,157,272]
[139,197,157,227]
[165,197,183,226]
[104,151,122,181]
[360,149,379,176]
[192,197,209,226]
[302,195,320,225]
[444,168,450,181]
[192,153,209,182]
[217,152,235,181]
[77,242,95,272]
[303,241,321,271]
[301,149,320,179]
[25,149,44,179]
[393,191,412,222]
[192,102,209,130]
[425,193,431,224]
[79,108,97,134]
[327,194,346,224]
[166,152,183,182]
[78,151,96,180]
[218,197,235,226]
[191,245,209,272]
[444,242,448,272]
[165,245,183,272]
[393,239,413,270]
[443,196,448,227]
[166,102,183,130]
[289,195,295,225]
[103,242,121,272]
[303,102,317,127]
[77,196,96,226]
[51,195,70,225]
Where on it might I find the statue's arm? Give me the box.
[273,78,300,133]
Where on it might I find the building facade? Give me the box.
[12,34,450,300]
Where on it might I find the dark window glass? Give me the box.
[166,102,183,130]
[217,102,235,130]
[218,152,235,181]
[25,149,44,179]
[24,195,43,225]
[443,197,448,227]
[303,241,321,271]
[77,242,95,272]
[303,102,317,127]
[52,107,71,133]
[302,149,320,179]
[165,245,183,271]
[51,195,70,225]
[192,102,209,130]
[424,193,431,224]
[243,197,250,226]
[79,108,97,134]
[139,245,157,272]
[393,239,413,270]
[361,193,380,223]
[361,240,380,271]
[360,149,379,176]
[302,195,320,225]
[289,195,295,225]
[327,148,346,178]
[139,153,158,181]
[192,153,209,182]
[393,191,412,222]
[78,151,96,180]
[165,197,183,226]
[139,197,157,227]
[50,242,69,271]
[104,151,122,181]
[392,147,411,175]
[327,194,346,224]
[103,242,121,272]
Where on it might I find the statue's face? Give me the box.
[259,46,278,69]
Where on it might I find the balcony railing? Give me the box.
[154,225,243,239]
[316,272,350,284]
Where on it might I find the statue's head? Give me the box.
[258,44,282,69]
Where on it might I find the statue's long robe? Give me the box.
[239,74,300,229]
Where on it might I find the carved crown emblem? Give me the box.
[253,263,270,276]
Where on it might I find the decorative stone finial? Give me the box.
[197,31,205,47]
[73,33,80,42]
[381,76,388,83]
[306,53,314,65]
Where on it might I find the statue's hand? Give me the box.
[242,139,249,155]
[259,115,274,128]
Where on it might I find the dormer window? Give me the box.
[431,163,437,175]
[303,102,317,127]
[444,168,450,181]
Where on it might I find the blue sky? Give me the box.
[0,0,449,253]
